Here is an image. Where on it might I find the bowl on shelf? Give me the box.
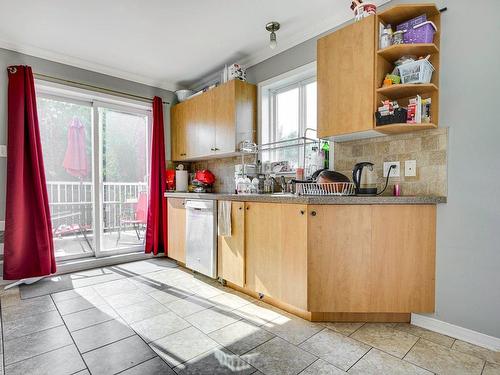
[175,89,195,102]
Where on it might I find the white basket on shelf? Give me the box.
[296,182,356,196]
[397,59,435,84]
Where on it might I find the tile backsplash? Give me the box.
[334,128,448,196]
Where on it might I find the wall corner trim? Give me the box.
[411,313,500,351]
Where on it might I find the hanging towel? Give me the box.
[218,201,232,237]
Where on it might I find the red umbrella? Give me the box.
[63,117,88,178]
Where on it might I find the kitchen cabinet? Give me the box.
[170,79,256,161]
[308,204,436,314]
[218,201,245,287]
[317,15,376,138]
[166,198,186,263]
[317,4,441,139]
[245,202,308,310]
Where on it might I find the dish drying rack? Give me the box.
[296,182,356,196]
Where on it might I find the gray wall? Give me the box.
[0,48,175,221]
[247,0,500,338]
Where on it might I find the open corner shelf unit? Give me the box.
[374,3,441,135]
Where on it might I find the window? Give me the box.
[36,83,151,260]
[260,63,317,171]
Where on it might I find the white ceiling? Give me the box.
[0,0,388,90]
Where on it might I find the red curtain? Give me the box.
[145,96,167,255]
[4,66,56,279]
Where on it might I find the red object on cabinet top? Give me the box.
[195,170,216,185]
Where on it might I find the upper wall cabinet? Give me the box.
[317,4,441,139]
[170,80,256,161]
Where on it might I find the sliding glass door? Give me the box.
[95,103,150,256]
[38,92,151,260]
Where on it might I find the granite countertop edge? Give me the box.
[164,192,447,205]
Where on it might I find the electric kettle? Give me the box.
[352,162,378,196]
[352,162,394,196]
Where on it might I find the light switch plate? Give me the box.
[383,161,400,177]
[0,145,7,157]
[405,160,417,177]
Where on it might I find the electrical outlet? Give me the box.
[0,145,7,158]
[383,161,400,177]
[405,160,417,177]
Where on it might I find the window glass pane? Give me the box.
[38,97,94,259]
[276,87,299,140]
[306,81,317,131]
[100,107,149,251]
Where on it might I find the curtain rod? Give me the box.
[33,73,171,105]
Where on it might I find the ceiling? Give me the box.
[0,0,388,91]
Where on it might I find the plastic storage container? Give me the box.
[375,107,408,125]
[398,59,435,84]
[404,21,437,44]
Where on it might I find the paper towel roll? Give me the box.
[175,170,188,192]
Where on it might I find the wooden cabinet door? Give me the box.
[245,202,308,310]
[370,205,436,312]
[170,104,187,160]
[214,82,236,155]
[167,198,186,263]
[317,15,375,138]
[218,201,245,287]
[307,205,372,312]
[190,92,216,158]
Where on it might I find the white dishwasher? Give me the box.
[185,199,217,278]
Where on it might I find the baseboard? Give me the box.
[411,313,500,351]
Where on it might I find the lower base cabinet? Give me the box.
[166,198,186,263]
[219,201,436,319]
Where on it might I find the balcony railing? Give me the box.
[46,181,147,232]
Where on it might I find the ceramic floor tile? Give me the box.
[190,284,225,299]
[208,320,275,356]
[54,294,108,315]
[51,286,98,303]
[110,259,177,275]
[395,323,455,348]
[242,336,317,375]
[130,312,191,343]
[234,302,285,326]
[0,288,21,308]
[263,314,323,345]
[71,318,135,353]
[299,328,370,371]
[174,347,255,375]
[323,322,365,336]
[69,268,125,289]
[483,362,500,375]
[4,344,86,375]
[167,295,214,317]
[209,291,253,311]
[452,340,500,365]
[83,335,156,375]
[150,326,219,367]
[103,289,151,309]
[149,288,191,305]
[350,323,419,358]
[4,325,73,365]
[93,278,138,297]
[120,356,176,374]
[405,338,485,375]
[185,307,242,334]
[1,295,56,322]
[115,297,170,324]
[73,370,91,375]
[62,304,118,332]
[2,310,63,340]
[299,359,347,374]
[129,275,168,294]
[349,348,432,375]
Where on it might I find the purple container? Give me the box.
[404,21,437,44]
[396,14,427,32]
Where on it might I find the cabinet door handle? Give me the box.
[311,210,317,216]
[180,153,186,156]
[214,147,220,151]
[300,210,305,215]
[238,207,242,210]
[210,147,216,151]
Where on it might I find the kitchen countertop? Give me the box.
[164,192,446,205]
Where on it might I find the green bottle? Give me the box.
[322,141,330,169]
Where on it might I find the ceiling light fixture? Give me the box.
[266,21,280,50]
